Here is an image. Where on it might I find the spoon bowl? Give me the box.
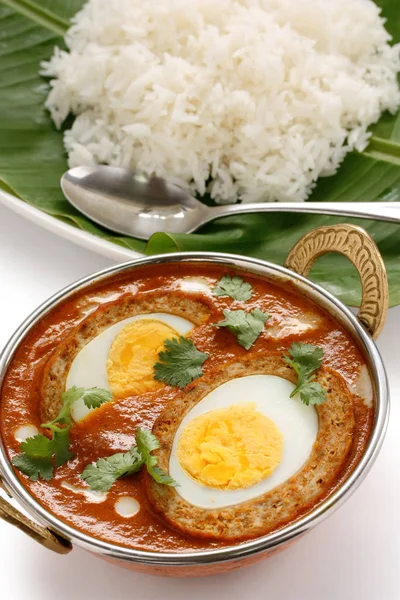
[61,166,209,239]
[61,165,400,240]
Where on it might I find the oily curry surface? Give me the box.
[0,264,373,552]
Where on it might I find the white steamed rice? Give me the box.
[42,0,400,204]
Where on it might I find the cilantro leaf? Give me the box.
[52,427,74,467]
[13,386,111,481]
[80,387,113,409]
[213,308,270,350]
[212,275,253,301]
[297,381,327,406]
[57,386,84,423]
[135,427,178,487]
[284,342,324,389]
[13,434,55,480]
[20,434,54,458]
[154,336,209,388]
[81,428,178,492]
[284,343,324,380]
[12,453,54,481]
[13,430,72,477]
[135,427,159,454]
[283,342,327,406]
[42,386,82,427]
[148,464,178,486]
[43,386,112,428]
[81,447,144,493]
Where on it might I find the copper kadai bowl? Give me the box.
[0,224,390,577]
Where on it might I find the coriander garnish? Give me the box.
[153,336,209,388]
[12,435,55,481]
[283,342,327,406]
[81,447,143,492]
[81,428,178,492]
[213,308,270,350]
[135,428,176,485]
[212,274,253,301]
[12,386,112,481]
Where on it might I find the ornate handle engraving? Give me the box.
[284,224,388,339]
[0,488,71,554]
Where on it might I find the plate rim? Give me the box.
[0,188,143,262]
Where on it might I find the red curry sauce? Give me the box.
[0,264,373,552]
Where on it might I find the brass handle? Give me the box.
[284,224,388,339]
[0,483,72,554]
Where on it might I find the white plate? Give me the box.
[0,188,143,262]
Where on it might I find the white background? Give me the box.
[0,205,399,600]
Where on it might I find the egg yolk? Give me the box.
[177,403,283,490]
[106,319,179,397]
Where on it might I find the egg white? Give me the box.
[67,313,194,422]
[169,375,318,509]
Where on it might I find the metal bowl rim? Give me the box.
[0,251,389,567]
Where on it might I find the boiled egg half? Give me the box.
[169,375,318,509]
[66,313,194,421]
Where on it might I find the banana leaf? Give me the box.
[0,0,399,305]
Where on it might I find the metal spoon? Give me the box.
[61,165,400,241]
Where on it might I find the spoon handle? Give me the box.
[209,202,400,223]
